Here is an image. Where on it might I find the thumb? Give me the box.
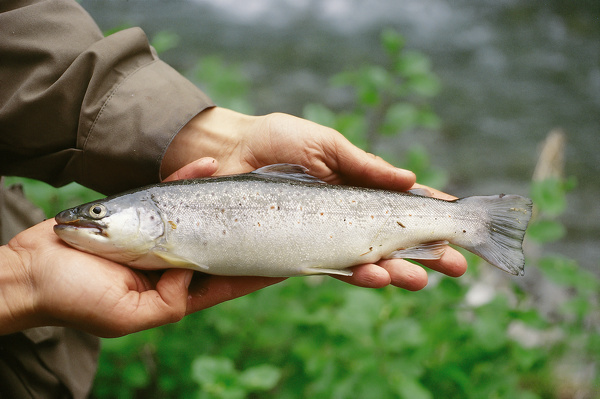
[162,157,219,182]
[145,269,194,326]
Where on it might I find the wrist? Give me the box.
[0,243,38,335]
[160,107,257,179]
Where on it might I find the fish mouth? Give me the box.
[54,208,107,236]
[53,220,106,236]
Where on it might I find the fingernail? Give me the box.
[184,270,194,287]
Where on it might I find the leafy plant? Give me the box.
[189,55,254,115]
[303,28,445,188]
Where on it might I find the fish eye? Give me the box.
[88,204,107,219]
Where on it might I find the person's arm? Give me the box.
[0,0,213,195]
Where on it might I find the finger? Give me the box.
[140,269,194,327]
[186,275,285,313]
[377,259,429,291]
[417,247,467,277]
[329,136,416,190]
[163,157,219,182]
[332,264,391,288]
[95,269,194,337]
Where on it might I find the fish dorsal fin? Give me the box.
[407,187,434,197]
[251,164,326,184]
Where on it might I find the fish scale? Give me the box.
[54,164,533,276]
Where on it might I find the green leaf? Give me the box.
[530,178,567,217]
[538,256,599,293]
[395,50,431,77]
[356,66,390,106]
[395,376,433,399]
[379,318,424,350]
[330,288,383,338]
[336,112,368,150]
[381,28,405,56]
[151,30,180,54]
[239,364,281,391]
[416,108,441,129]
[191,356,236,386]
[406,73,441,97]
[382,102,419,134]
[103,23,133,37]
[123,362,149,389]
[527,219,566,243]
[303,103,337,128]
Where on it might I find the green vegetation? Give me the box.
[4,29,598,398]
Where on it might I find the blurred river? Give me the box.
[81,0,599,273]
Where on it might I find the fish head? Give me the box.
[53,196,165,265]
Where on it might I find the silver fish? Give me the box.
[54,164,532,276]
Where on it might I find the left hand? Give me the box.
[162,108,467,295]
[2,158,282,337]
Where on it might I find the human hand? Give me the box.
[162,108,467,290]
[1,158,282,337]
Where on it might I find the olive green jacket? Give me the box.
[0,0,213,397]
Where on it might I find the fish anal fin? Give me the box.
[387,240,449,260]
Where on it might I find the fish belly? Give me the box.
[153,180,464,277]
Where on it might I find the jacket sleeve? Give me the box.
[0,0,214,195]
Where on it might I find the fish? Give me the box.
[53,164,533,277]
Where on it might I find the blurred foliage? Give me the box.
[3,28,598,398]
[2,177,102,218]
[189,56,254,115]
[303,28,445,188]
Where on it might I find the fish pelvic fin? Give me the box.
[151,249,210,271]
[456,194,532,276]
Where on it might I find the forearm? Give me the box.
[0,0,213,195]
[0,245,37,335]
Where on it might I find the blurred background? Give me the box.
[9,0,599,397]
[81,0,599,273]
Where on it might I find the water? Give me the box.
[81,0,599,272]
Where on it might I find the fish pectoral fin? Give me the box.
[300,265,354,277]
[150,250,209,271]
[387,240,449,260]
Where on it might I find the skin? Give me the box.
[0,108,466,338]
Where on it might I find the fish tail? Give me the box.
[455,195,533,276]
